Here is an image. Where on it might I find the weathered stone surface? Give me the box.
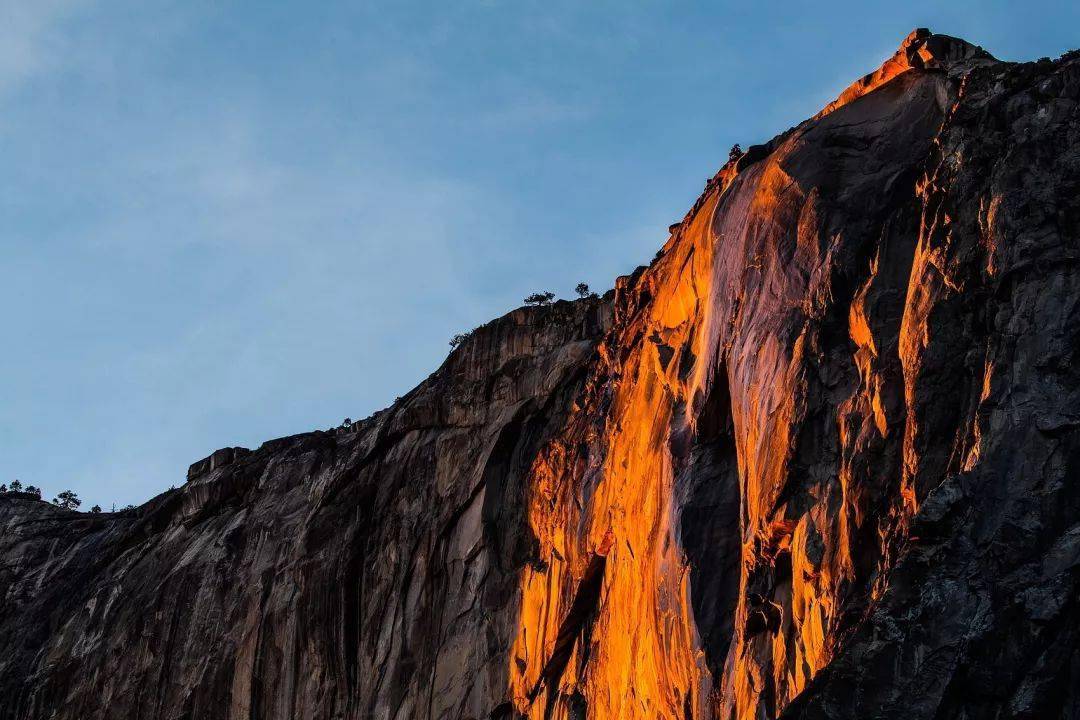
[3,29,1080,720]
[188,447,253,482]
[0,299,612,720]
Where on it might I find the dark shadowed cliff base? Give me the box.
[3,28,1080,720]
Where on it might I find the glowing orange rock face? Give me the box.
[508,30,992,720]
[3,29,1074,720]
[511,187,723,719]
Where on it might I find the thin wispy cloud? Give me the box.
[0,0,86,97]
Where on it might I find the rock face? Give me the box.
[3,29,1080,720]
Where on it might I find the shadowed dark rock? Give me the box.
[3,29,1080,720]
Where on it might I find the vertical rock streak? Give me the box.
[4,29,1080,720]
[508,29,1079,720]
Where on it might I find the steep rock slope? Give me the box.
[3,29,1080,720]
[1,300,612,720]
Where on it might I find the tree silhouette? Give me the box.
[524,291,555,307]
[449,331,472,348]
[53,490,81,510]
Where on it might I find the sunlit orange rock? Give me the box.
[3,28,1080,720]
[504,28,1080,720]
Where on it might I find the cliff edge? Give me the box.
[3,30,1080,720]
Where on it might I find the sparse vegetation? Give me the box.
[2,481,44,500]
[53,490,81,510]
[339,417,353,431]
[729,143,743,162]
[449,330,474,348]
[524,291,556,307]
[2,481,103,510]
[574,282,597,299]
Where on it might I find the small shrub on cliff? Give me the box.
[52,490,81,510]
[1,482,42,500]
[729,143,743,162]
[524,291,555,307]
[90,505,102,513]
[449,331,473,349]
[574,282,597,299]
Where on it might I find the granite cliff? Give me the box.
[3,29,1080,720]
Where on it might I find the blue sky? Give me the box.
[3,1,1078,509]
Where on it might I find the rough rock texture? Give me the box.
[0,301,612,720]
[3,28,1080,720]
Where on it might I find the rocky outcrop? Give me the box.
[0,300,612,720]
[3,29,1080,720]
[187,448,253,482]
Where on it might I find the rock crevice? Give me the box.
[3,30,1080,720]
